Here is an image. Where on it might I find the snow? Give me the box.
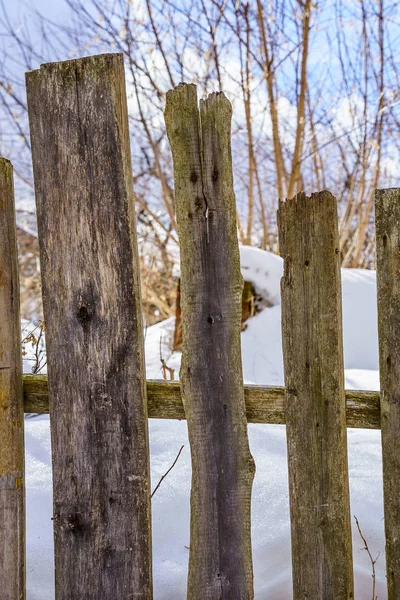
[240,246,283,307]
[25,247,386,598]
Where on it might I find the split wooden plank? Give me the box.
[0,159,25,600]
[278,191,354,599]
[375,188,400,599]
[22,375,382,429]
[26,54,152,599]
[165,84,255,599]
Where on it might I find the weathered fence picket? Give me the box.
[165,84,255,599]
[278,191,353,599]
[1,50,399,600]
[26,55,152,599]
[0,159,25,600]
[375,188,400,600]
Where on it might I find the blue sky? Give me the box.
[6,0,67,21]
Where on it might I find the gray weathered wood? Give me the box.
[165,84,255,599]
[375,188,400,599]
[26,54,152,599]
[0,159,25,600]
[23,375,382,429]
[278,191,354,599]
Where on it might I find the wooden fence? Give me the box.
[0,52,399,599]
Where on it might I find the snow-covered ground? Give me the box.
[25,247,385,599]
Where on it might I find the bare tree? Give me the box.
[1,0,400,322]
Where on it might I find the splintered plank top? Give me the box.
[165,84,254,599]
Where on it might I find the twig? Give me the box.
[354,515,379,600]
[32,322,45,374]
[21,321,42,345]
[21,320,47,374]
[151,445,185,498]
[159,335,175,380]
[143,254,156,343]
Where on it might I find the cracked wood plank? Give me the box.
[165,84,255,599]
[26,54,152,600]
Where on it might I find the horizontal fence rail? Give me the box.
[23,375,381,429]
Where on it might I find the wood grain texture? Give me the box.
[26,54,152,599]
[375,188,400,600]
[0,159,25,600]
[23,375,382,428]
[165,84,255,599]
[278,191,354,599]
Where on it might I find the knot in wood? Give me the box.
[194,196,206,213]
[67,512,84,534]
[76,301,94,327]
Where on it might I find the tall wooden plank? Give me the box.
[0,159,25,600]
[278,191,353,599]
[26,54,152,599]
[165,84,255,599]
[375,188,400,599]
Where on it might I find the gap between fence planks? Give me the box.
[23,375,381,429]
[375,188,400,600]
[0,159,25,600]
[278,191,354,599]
[26,54,152,599]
